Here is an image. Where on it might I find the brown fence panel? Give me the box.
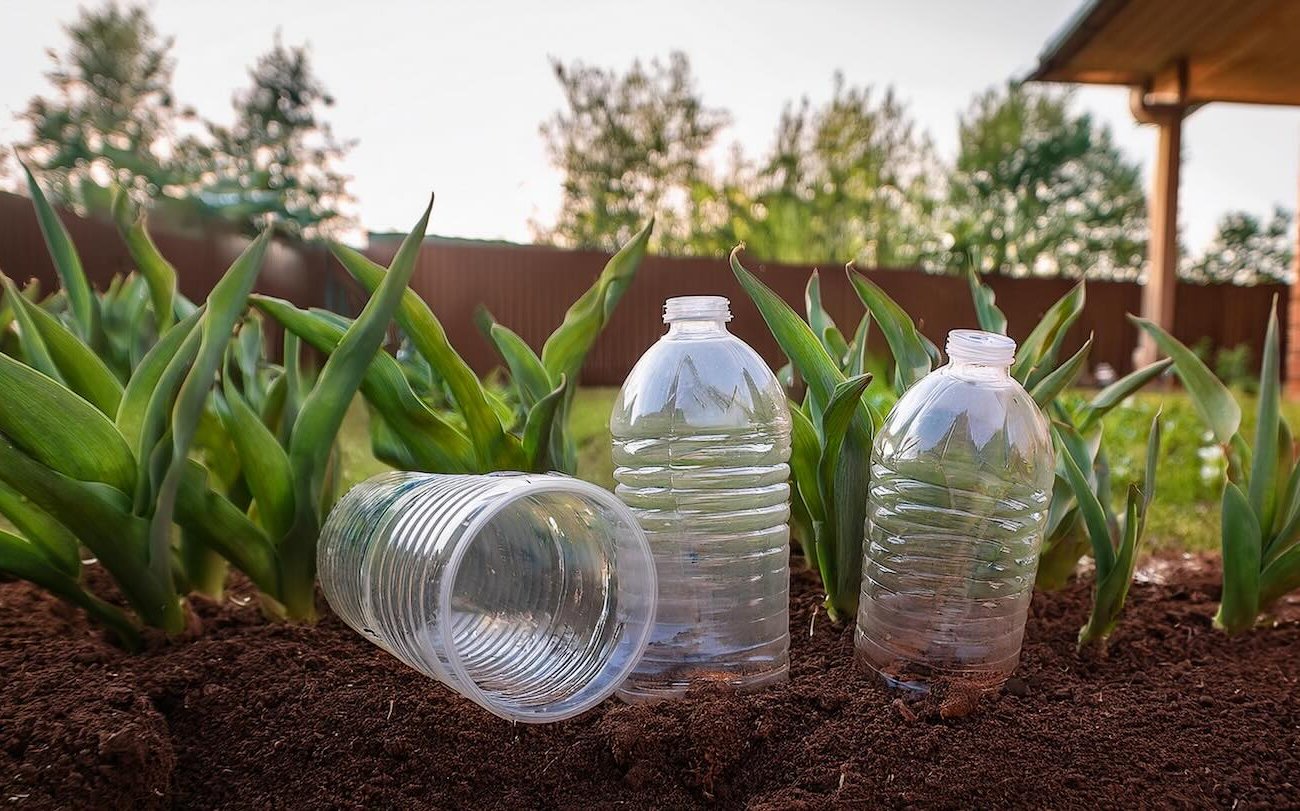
[1,190,1286,387]
[0,191,333,314]
[375,240,1289,387]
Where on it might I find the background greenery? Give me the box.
[6,3,1293,283]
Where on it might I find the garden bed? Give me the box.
[2,555,1298,809]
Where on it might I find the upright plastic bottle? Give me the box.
[855,329,1054,692]
[611,295,792,701]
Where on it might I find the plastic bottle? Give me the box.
[855,329,1054,692]
[318,471,657,723]
[610,295,792,701]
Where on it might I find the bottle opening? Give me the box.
[946,329,1016,366]
[664,295,732,324]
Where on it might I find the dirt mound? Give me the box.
[2,556,1298,808]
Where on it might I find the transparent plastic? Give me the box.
[855,329,1054,692]
[318,471,657,723]
[610,295,792,701]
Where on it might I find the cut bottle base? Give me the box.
[616,664,789,704]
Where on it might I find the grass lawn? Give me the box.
[338,384,1297,557]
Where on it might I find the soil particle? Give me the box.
[2,554,1299,809]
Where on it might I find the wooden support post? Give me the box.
[1134,108,1183,370]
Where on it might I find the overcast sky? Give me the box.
[2,0,1297,252]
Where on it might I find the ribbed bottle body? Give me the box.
[854,360,1053,691]
[611,307,792,701]
[318,472,656,722]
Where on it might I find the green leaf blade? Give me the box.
[1214,482,1262,634]
[1130,315,1241,445]
[541,218,653,382]
[21,162,98,345]
[845,268,932,393]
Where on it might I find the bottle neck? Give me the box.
[667,318,730,338]
[945,329,1016,378]
[946,358,1013,381]
[663,295,732,338]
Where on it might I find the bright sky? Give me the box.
[2,0,1297,252]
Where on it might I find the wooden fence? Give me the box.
[366,237,1287,386]
[0,190,1285,386]
[0,191,335,314]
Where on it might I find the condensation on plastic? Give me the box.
[318,471,658,723]
[611,295,793,702]
[855,329,1054,692]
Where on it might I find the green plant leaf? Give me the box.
[213,368,295,541]
[1,273,63,382]
[1142,411,1162,514]
[966,269,1007,335]
[1031,335,1093,409]
[2,274,123,416]
[1214,482,1261,634]
[732,248,846,407]
[804,270,833,338]
[846,267,932,393]
[1248,299,1281,535]
[789,402,825,532]
[1260,542,1300,609]
[0,434,185,632]
[522,375,567,472]
[172,459,279,594]
[0,529,139,648]
[817,374,873,519]
[1079,484,1144,648]
[332,244,516,469]
[1013,282,1085,386]
[845,314,870,378]
[111,188,177,333]
[21,162,98,345]
[0,352,135,494]
[541,218,652,383]
[487,318,554,410]
[149,232,270,586]
[0,481,80,576]
[1075,359,1173,432]
[273,201,434,617]
[1057,425,1114,578]
[734,249,875,618]
[116,309,202,499]
[1130,315,1241,446]
[252,295,477,474]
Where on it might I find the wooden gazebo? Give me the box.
[1027,0,1300,379]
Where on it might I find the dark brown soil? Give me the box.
[2,555,1298,809]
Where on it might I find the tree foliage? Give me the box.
[17,3,196,214]
[938,82,1147,279]
[1183,206,1294,285]
[17,4,354,240]
[694,75,940,266]
[199,37,356,240]
[535,52,728,254]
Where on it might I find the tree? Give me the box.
[1183,206,1294,285]
[199,36,355,239]
[692,75,941,266]
[942,82,1147,279]
[16,2,194,214]
[536,52,729,253]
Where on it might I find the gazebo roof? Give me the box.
[1028,0,1300,107]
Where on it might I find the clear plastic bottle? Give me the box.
[318,471,657,723]
[610,295,792,701]
[855,329,1054,692]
